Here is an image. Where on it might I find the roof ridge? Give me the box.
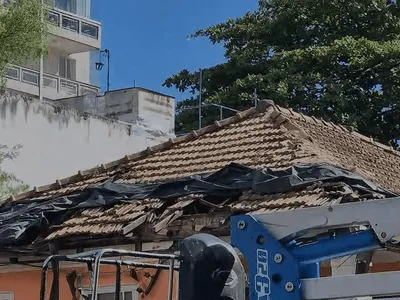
[272,105,400,158]
[8,100,276,203]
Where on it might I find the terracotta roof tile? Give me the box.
[10,100,400,210]
[46,198,163,240]
[45,182,385,241]
[7,99,399,246]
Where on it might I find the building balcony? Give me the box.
[46,7,102,53]
[5,64,99,100]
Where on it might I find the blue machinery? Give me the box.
[231,197,400,300]
[40,198,400,300]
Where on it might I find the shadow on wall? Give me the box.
[0,91,76,127]
[0,91,124,129]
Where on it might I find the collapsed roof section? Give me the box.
[45,163,393,245]
[0,163,396,251]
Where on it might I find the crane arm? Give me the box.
[231,197,400,300]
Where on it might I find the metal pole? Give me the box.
[220,105,223,120]
[167,257,175,300]
[115,263,121,300]
[106,49,110,92]
[198,68,202,129]
[39,264,49,300]
[39,0,44,101]
[91,255,102,300]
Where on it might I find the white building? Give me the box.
[4,0,101,100]
[0,1,178,189]
[0,91,175,188]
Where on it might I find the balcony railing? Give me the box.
[46,8,100,40]
[5,65,99,97]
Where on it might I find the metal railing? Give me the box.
[46,7,100,40]
[1,2,100,40]
[177,103,240,118]
[5,64,99,97]
[175,103,240,135]
[40,249,179,300]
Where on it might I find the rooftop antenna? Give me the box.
[254,88,258,107]
[199,68,203,129]
[133,80,136,87]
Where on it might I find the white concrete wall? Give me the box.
[0,92,170,188]
[70,51,91,84]
[57,88,176,134]
[137,89,175,135]
[104,89,137,123]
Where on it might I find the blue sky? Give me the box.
[91,0,258,101]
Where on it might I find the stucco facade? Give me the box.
[0,265,177,300]
[57,87,175,135]
[0,92,174,188]
[0,248,398,300]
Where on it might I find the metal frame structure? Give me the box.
[40,249,180,300]
[231,197,400,300]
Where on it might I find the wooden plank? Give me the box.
[153,210,183,233]
[199,199,223,210]
[142,241,173,251]
[160,199,194,218]
[123,214,147,235]
[168,212,230,231]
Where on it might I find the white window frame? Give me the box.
[58,56,76,81]
[80,285,138,300]
[0,292,14,300]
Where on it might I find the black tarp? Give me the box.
[0,162,396,249]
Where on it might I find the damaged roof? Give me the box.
[3,100,400,249]
[45,180,388,244]
[11,100,400,202]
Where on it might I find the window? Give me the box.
[82,286,138,300]
[22,59,39,71]
[0,292,14,300]
[46,0,90,18]
[55,0,77,14]
[42,53,76,80]
[5,66,19,80]
[22,70,39,85]
[59,56,76,81]
[44,50,59,75]
[81,22,99,39]
[62,15,79,32]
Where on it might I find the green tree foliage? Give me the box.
[0,0,47,88]
[0,0,44,198]
[0,145,29,201]
[165,0,400,146]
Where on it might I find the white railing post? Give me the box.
[39,0,44,101]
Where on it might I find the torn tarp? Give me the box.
[0,162,396,248]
